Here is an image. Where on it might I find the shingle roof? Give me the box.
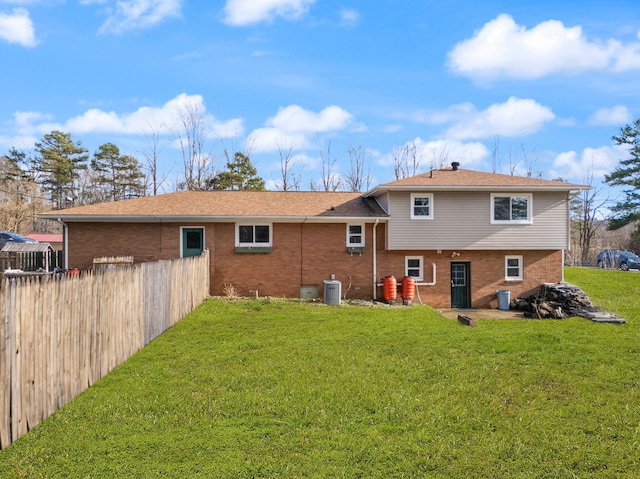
[366,167,588,194]
[39,168,587,223]
[40,190,389,222]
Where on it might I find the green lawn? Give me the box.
[0,267,638,478]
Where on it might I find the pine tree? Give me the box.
[91,143,146,202]
[208,152,265,190]
[34,131,88,209]
[605,119,640,230]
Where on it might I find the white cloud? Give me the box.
[223,0,315,26]
[588,105,632,126]
[436,97,555,140]
[12,93,244,138]
[248,105,353,152]
[98,0,182,34]
[447,14,640,81]
[551,145,625,182]
[339,8,359,27]
[249,127,309,152]
[268,105,352,132]
[0,8,38,47]
[378,138,488,169]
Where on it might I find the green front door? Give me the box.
[451,261,471,308]
[182,227,204,258]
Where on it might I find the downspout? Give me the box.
[57,218,68,270]
[301,217,307,288]
[563,190,575,282]
[372,219,379,300]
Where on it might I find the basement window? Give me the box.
[405,256,423,281]
[505,255,523,281]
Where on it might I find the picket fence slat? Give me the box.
[0,250,209,449]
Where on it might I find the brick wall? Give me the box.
[66,222,215,269]
[211,222,375,299]
[67,221,563,308]
[375,249,562,308]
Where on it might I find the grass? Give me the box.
[0,267,639,478]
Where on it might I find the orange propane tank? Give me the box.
[401,276,416,304]
[383,276,397,303]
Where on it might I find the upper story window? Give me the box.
[236,224,271,247]
[347,224,365,247]
[410,193,434,220]
[491,194,532,224]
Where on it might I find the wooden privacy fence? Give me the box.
[0,250,210,449]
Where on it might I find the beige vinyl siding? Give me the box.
[374,192,390,214]
[386,191,569,250]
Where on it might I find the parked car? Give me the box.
[596,249,640,271]
[0,231,37,250]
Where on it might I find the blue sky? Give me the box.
[1,0,640,192]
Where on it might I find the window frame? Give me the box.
[235,223,272,247]
[405,256,424,281]
[346,223,365,247]
[491,193,532,224]
[410,193,434,220]
[505,255,523,281]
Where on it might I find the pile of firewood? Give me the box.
[510,282,601,319]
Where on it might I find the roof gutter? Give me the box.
[38,214,390,223]
[365,185,590,196]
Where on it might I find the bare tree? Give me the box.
[174,101,213,190]
[491,136,501,173]
[571,168,609,264]
[316,139,342,191]
[0,153,47,233]
[392,141,420,180]
[140,123,170,195]
[273,141,302,191]
[428,143,450,170]
[343,144,372,192]
[521,144,542,178]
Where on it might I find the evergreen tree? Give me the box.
[605,119,640,230]
[34,131,88,209]
[208,152,265,190]
[91,143,146,202]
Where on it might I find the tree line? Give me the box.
[570,118,640,264]
[4,116,640,263]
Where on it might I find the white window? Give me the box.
[346,224,365,247]
[405,256,423,281]
[505,255,523,281]
[491,194,532,224]
[410,193,434,219]
[236,224,272,247]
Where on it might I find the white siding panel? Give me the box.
[386,191,569,250]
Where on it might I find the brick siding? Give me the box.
[67,221,563,309]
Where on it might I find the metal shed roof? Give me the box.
[1,243,54,252]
